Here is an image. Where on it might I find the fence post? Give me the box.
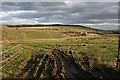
[116,2,120,71]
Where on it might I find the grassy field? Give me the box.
[1,25,119,79]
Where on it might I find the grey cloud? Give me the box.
[1,2,118,30]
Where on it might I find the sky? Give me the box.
[0,2,118,30]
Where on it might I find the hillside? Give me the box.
[1,25,119,79]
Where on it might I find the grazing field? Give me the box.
[1,25,120,79]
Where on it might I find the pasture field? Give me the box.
[1,25,120,79]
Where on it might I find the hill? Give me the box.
[1,24,119,79]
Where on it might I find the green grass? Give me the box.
[2,25,119,76]
[23,30,65,40]
[2,52,28,74]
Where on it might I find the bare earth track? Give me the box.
[10,48,98,80]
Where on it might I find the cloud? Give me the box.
[1,2,118,30]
